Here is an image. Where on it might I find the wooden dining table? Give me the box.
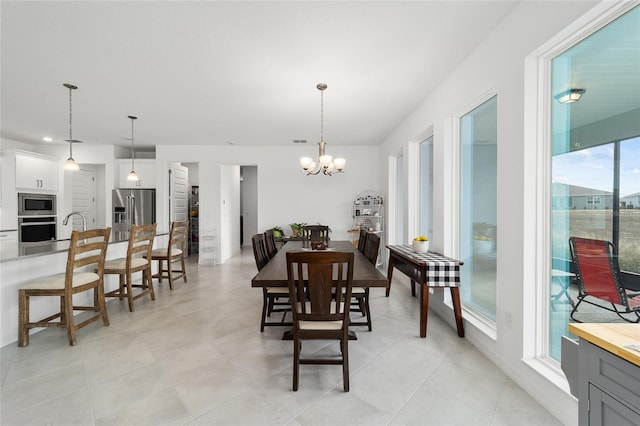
[251,240,388,339]
[251,240,388,289]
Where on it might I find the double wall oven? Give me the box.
[17,193,57,242]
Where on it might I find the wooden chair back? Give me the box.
[168,220,188,257]
[67,228,112,291]
[264,229,278,259]
[252,233,270,271]
[363,233,380,266]
[127,224,157,268]
[286,251,354,326]
[357,229,368,253]
[302,225,330,243]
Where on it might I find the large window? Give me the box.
[549,5,640,361]
[419,137,434,240]
[459,96,497,321]
[396,153,404,244]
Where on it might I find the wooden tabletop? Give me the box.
[251,241,388,288]
[568,323,640,366]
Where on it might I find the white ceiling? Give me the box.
[0,1,521,150]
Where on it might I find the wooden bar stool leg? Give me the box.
[18,291,29,347]
[146,268,156,300]
[126,270,134,312]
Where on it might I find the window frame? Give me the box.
[522,0,638,387]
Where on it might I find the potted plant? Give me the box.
[289,222,306,238]
[271,226,283,238]
[412,235,429,253]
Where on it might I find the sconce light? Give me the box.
[555,88,585,104]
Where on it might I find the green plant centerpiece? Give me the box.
[289,222,307,238]
[271,226,283,238]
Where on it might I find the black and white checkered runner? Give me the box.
[390,245,461,287]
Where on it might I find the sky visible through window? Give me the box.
[552,136,640,196]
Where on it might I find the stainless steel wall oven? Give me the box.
[18,217,57,242]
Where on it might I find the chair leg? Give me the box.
[364,289,372,332]
[64,293,77,346]
[167,259,174,290]
[98,281,110,327]
[293,338,300,391]
[181,254,187,283]
[342,337,349,392]
[126,270,134,312]
[146,268,156,301]
[118,274,126,300]
[18,290,29,347]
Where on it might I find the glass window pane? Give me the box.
[396,154,404,244]
[419,137,433,240]
[459,96,497,321]
[549,5,640,361]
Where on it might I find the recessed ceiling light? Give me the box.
[42,137,53,142]
[293,139,307,144]
[228,141,235,145]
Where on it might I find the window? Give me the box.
[396,153,405,244]
[419,136,434,240]
[459,95,497,321]
[549,5,640,361]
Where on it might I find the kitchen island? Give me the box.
[0,233,168,347]
[568,323,640,425]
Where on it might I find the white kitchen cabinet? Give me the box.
[15,153,59,191]
[117,159,156,188]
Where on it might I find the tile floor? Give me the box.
[1,248,562,425]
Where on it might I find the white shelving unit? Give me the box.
[351,190,384,267]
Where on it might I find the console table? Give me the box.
[386,245,464,338]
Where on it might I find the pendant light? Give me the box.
[63,83,80,171]
[299,83,345,176]
[126,115,139,181]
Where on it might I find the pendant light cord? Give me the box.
[130,117,135,171]
[68,86,73,158]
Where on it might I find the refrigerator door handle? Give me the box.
[130,195,136,226]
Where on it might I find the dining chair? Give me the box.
[150,220,188,290]
[252,234,291,331]
[350,232,380,331]
[357,228,368,254]
[302,225,329,243]
[18,227,112,347]
[264,229,278,260]
[286,250,355,391]
[569,237,640,322]
[103,223,157,312]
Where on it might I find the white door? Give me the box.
[71,169,96,231]
[169,163,189,224]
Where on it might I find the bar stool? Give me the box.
[18,228,112,347]
[104,224,157,311]
[150,220,188,290]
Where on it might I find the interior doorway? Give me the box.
[240,166,257,248]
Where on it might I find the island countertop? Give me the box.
[568,323,640,366]
[0,232,168,263]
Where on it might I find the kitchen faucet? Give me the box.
[63,212,87,232]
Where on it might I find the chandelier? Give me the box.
[63,83,80,171]
[126,115,139,181]
[299,83,345,176]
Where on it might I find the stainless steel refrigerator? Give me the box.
[112,189,156,240]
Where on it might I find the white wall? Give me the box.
[156,144,382,264]
[377,2,599,425]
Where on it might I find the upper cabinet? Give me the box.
[117,159,156,188]
[15,153,58,192]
